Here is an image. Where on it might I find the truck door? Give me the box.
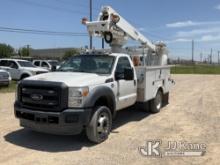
[33,61,40,67]
[41,61,50,70]
[7,61,20,80]
[115,57,137,110]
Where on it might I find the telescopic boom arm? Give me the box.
[82,6,156,52]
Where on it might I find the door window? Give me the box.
[0,60,8,66]
[8,61,18,69]
[116,57,132,79]
[42,62,49,68]
[34,61,40,66]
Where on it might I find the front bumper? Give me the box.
[0,79,10,86]
[14,103,92,135]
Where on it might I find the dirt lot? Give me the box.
[0,75,219,165]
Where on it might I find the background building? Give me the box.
[30,47,80,60]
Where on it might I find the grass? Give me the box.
[171,64,220,74]
[0,81,17,93]
[0,65,219,93]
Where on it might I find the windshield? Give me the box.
[18,61,36,68]
[48,61,59,66]
[58,55,115,74]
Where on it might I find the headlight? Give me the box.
[68,87,89,107]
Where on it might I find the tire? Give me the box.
[86,106,112,143]
[150,90,163,113]
[20,74,29,80]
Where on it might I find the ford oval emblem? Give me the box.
[31,94,43,101]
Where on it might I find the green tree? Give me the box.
[63,49,80,60]
[19,46,30,57]
[0,43,14,58]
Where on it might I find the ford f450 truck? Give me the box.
[14,6,174,143]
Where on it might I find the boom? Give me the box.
[82,6,156,52]
[82,5,168,66]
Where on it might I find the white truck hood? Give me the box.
[26,72,109,87]
[20,67,48,72]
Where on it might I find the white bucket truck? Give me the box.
[14,6,174,143]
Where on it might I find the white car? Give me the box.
[0,69,11,86]
[33,60,60,71]
[0,59,48,80]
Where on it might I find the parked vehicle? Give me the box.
[0,69,11,86]
[14,6,174,143]
[0,59,48,80]
[33,60,60,71]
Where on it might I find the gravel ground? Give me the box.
[0,75,219,165]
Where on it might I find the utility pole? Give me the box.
[102,39,105,49]
[192,40,194,63]
[218,51,220,65]
[89,0,93,49]
[27,44,30,56]
[210,48,213,64]
[200,52,203,63]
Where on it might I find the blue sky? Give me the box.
[0,0,220,61]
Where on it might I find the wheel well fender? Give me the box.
[20,73,31,79]
[154,86,164,98]
[83,86,116,115]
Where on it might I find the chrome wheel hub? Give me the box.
[97,112,109,136]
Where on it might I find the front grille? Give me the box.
[0,72,9,78]
[18,80,68,112]
[16,111,59,124]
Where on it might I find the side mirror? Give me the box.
[124,68,134,80]
[51,65,56,72]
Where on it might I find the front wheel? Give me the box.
[150,90,163,113]
[86,106,112,143]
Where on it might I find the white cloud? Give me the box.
[166,38,191,44]
[166,20,220,28]
[200,34,220,42]
[215,4,220,10]
[174,38,191,42]
[168,35,220,44]
[138,27,145,32]
[166,21,196,28]
[176,28,220,38]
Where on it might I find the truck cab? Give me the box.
[15,53,141,143]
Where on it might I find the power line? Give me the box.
[218,51,220,64]
[9,0,88,15]
[0,26,88,37]
[55,0,100,12]
[0,29,88,37]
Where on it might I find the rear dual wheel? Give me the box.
[150,90,163,113]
